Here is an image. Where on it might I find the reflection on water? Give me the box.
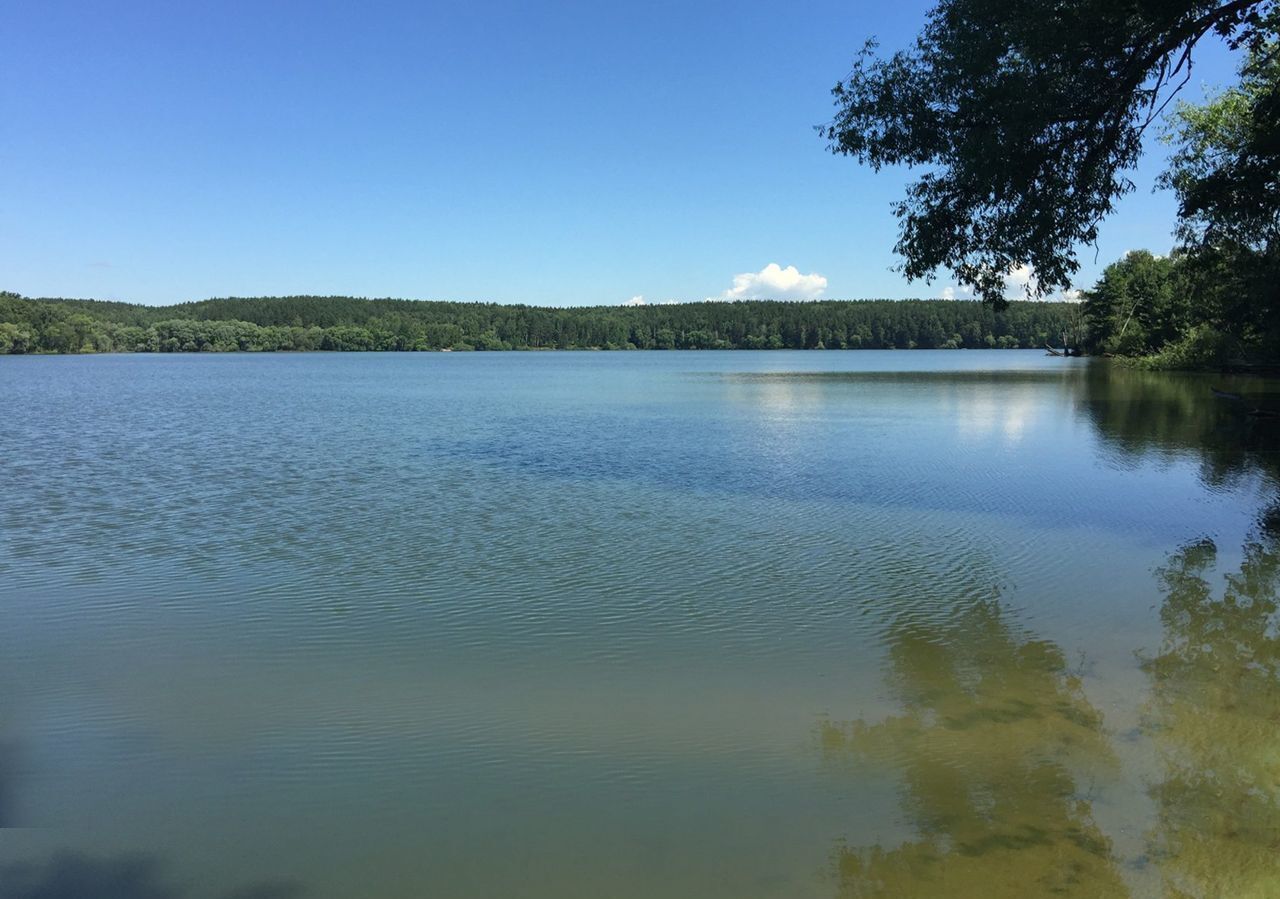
[820,530,1280,897]
[1141,531,1280,898]
[819,596,1126,897]
[0,743,12,829]
[4,353,1280,896]
[1082,365,1280,891]
[0,852,306,899]
[1080,365,1280,489]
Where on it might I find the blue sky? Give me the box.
[2,0,1242,306]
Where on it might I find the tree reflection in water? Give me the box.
[0,852,306,899]
[1141,530,1280,898]
[0,742,12,830]
[1081,361,1280,895]
[1078,363,1280,490]
[818,596,1127,898]
[820,534,1280,899]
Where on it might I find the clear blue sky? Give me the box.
[2,0,1243,306]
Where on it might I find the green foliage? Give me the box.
[1163,46,1280,256]
[0,322,34,354]
[1129,323,1238,370]
[0,293,1079,354]
[1081,47,1280,368]
[1082,251,1189,355]
[825,0,1277,304]
[1161,45,1280,352]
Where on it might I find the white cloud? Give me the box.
[715,263,828,302]
[623,295,646,306]
[1004,263,1034,294]
[1003,264,1082,302]
[938,264,1080,302]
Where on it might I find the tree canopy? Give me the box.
[824,0,1278,305]
[1077,46,1280,367]
[1082,250,1187,356]
[1160,46,1280,348]
[0,292,1077,354]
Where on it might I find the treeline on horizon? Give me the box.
[0,292,1077,354]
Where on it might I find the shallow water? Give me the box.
[1,350,1277,897]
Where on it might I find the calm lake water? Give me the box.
[1,350,1278,898]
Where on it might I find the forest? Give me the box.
[0,292,1077,354]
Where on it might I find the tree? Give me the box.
[1161,46,1280,347]
[0,293,1083,354]
[1083,250,1186,354]
[0,322,33,354]
[824,0,1278,305]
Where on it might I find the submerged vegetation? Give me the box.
[0,292,1076,354]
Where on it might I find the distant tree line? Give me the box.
[0,292,1077,354]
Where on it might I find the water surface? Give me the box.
[1,350,1277,897]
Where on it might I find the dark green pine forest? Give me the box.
[0,292,1079,354]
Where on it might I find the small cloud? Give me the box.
[714,263,827,302]
[1003,263,1034,294]
[1004,265,1081,302]
[623,295,646,306]
[940,264,1077,302]
[85,261,112,270]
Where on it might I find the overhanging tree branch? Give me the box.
[824,0,1277,306]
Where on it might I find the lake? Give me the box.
[1,350,1278,898]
